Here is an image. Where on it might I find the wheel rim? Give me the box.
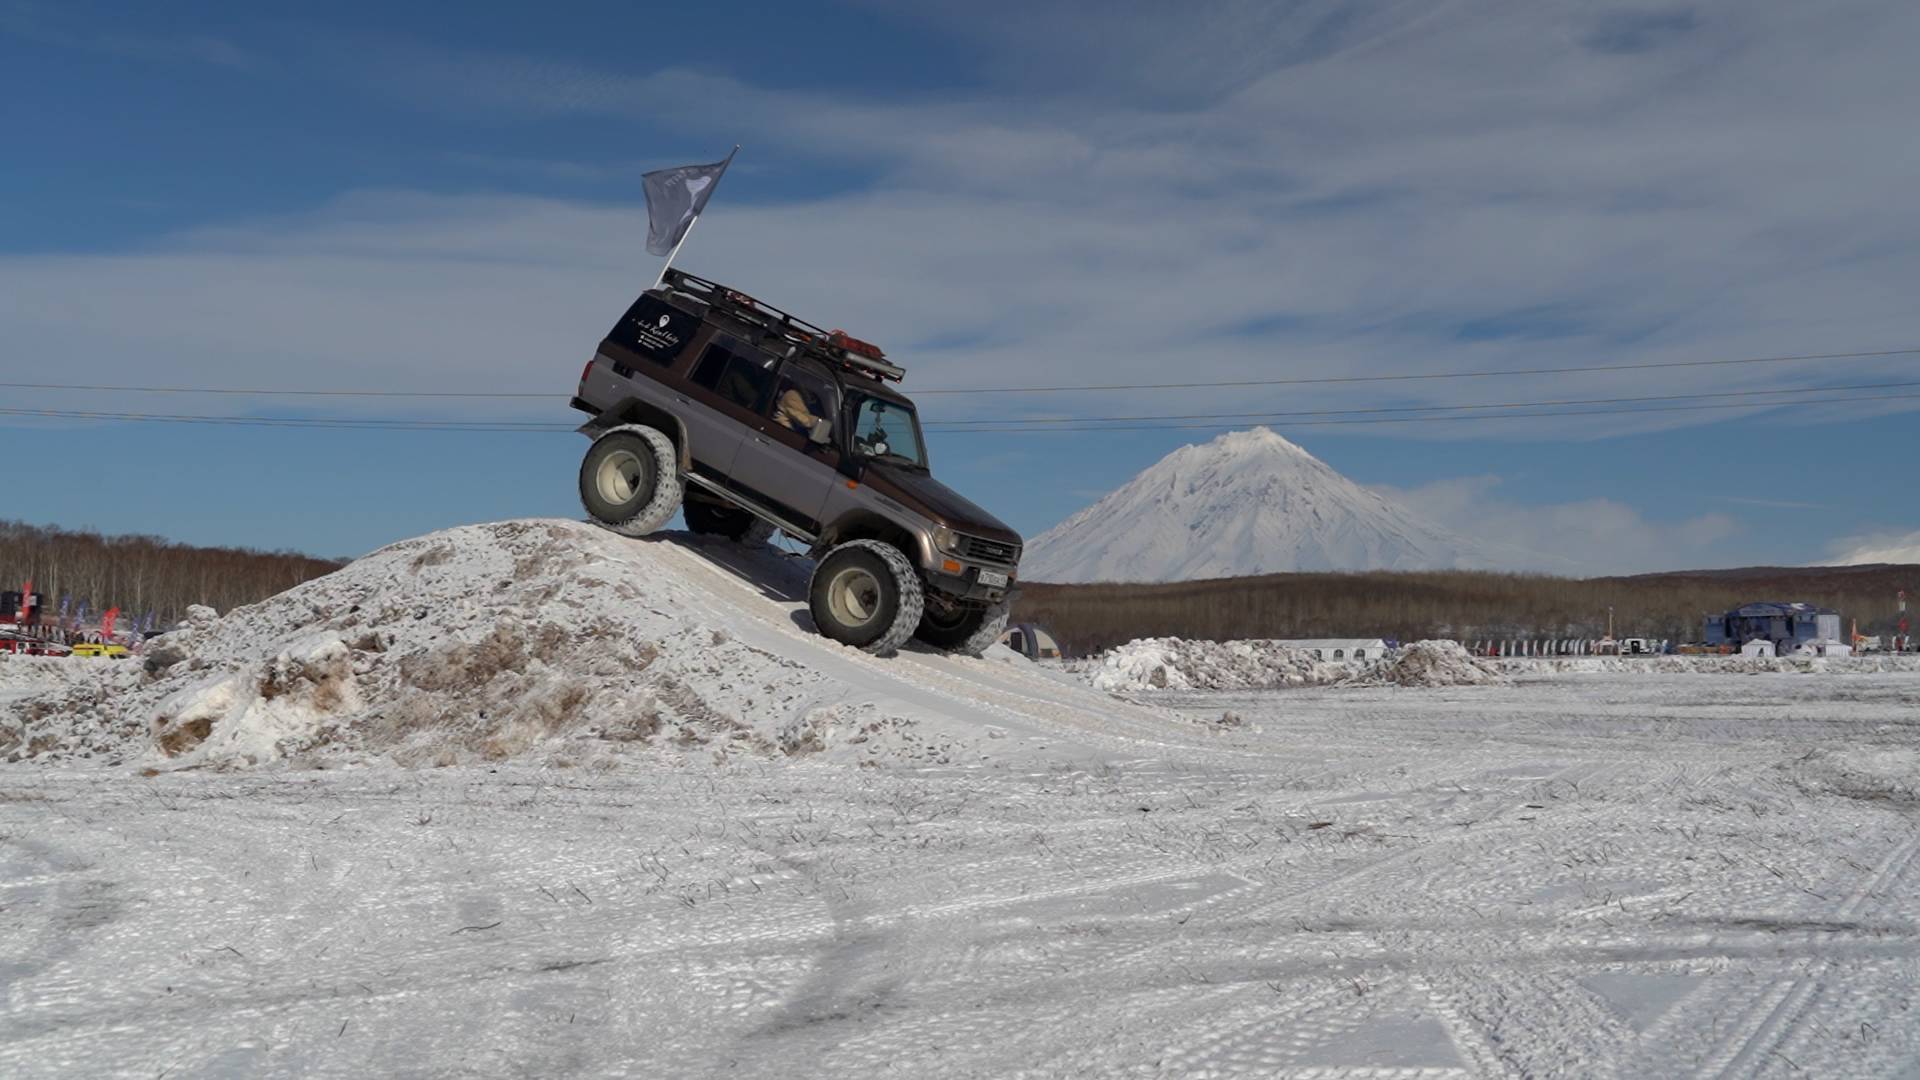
[595,449,646,506]
[828,566,884,628]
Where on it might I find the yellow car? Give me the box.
[70,643,130,659]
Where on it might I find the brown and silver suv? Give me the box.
[569,269,1022,657]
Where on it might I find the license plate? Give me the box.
[977,570,1008,587]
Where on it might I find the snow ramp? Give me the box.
[6,520,1211,770]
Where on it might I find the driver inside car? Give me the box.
[772,384,822,435]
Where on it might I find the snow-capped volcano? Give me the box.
[1024,428,1508,583]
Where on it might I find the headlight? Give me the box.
[932,525,962,556]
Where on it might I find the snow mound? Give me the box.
[1079,637,1508,692]
[1357,640,1510,687]
[2,520,1047,770]
[1080,637,1350,692]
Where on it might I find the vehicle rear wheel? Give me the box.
[683,500,777,545]
[914,596,1011,657]
[579,425,682,537]
[808,540,923,656]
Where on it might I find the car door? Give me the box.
[675,332,776,485]
[729,358,844,532]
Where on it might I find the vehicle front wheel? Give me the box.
[683,500,777,545]
[579,425,682,537]
[808,540,923,656]
[914,596,1011,657]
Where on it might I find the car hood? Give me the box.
[864,463,1022,545]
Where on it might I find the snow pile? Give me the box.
[1081,636,1508,692]
[1082,637,1351,692]
[1356,639,1510,687]
[1,520,975,770]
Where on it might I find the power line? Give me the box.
[921,379,1920,428]
[0,383,554,399]
[921,391,1920,433]
[913,347,1920,394]
[8,389,1918,436]
[4,346,1918,399]
[0,407,570,431]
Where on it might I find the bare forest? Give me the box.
[0,519,343,627]
[1014,563,1920,657]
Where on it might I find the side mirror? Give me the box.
[808,417,832,445]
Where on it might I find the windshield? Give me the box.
[848,395,927,469]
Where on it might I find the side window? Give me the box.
[768,362,838,435]
[689,337,777,412]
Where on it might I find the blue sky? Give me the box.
[4,0,1918,570]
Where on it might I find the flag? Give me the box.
[641,147,736,256]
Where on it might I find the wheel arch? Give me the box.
[816,512,925,568]
[579,397,691,473]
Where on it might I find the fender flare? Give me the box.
[578,397,692,473]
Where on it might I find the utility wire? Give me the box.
[7,390,1917,435]
[4,346,1918,399]
[0,407,571,431]
[921,379,1920,428]
[921,391,1920,433]
[914,347,1920,394]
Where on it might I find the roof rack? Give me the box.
[661,268,907,383]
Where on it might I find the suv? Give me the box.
[569,269,1023,657]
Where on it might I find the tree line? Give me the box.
[1012,563,1919,657]
[0,519,344,629]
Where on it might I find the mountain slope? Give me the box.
[1024,428,1525,583]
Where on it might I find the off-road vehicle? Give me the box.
[569,269,1023,657]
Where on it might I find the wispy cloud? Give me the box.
[1,1,256,69]
[1822,528,1920,565]
[1373,475,1744,574]
[1708,495,1829,510]
[6,0,1920,451]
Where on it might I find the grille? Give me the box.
[957,534,1020,567]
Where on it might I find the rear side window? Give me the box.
[606,295,701,365]
[690,338,778,412]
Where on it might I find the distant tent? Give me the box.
[1001,623,1063,660]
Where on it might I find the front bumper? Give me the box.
[926,563,1018,604]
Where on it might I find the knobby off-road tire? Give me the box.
[913,598,1011,657]
[579,425,682,537]
[683,500,778,545]
[808,540,923,656]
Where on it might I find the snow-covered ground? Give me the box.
[5,521,1920,1077]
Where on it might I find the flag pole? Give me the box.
[651,144,738,290]
[651,214,700,289]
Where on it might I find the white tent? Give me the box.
[1791,638,1852,658]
